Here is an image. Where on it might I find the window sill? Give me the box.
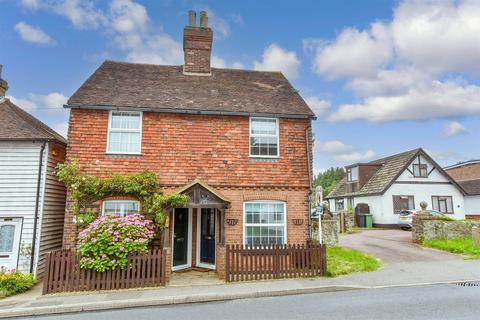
[105,152,142,158]
[249,156,280,162]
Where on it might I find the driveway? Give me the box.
[339,229,458,263]
[329,229,480,286]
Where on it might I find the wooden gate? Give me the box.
[225,243,326,282]
[42,248,167,294]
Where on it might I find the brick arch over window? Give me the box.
[242,192,288,202]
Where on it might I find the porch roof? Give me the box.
[176,179,231,207]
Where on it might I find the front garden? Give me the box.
[423,238,480,259]
[326,246,381,277]
[0,267,35,299]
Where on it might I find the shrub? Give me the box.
[78,214,155,272]
[0,267,36,298]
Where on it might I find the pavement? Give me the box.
[1,229,480,318]
[15,284,480,320]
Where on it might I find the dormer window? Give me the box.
[346,166,358,182]
[413,163,428,178]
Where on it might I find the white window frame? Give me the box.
[106,110,143,155]
[249,117,280,158]
[102,200,141,217]
[243,201,287,246]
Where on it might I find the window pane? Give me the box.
[251,119,276,135]
[244,202,285,245]
[111,112,141,129]
[104,201,139,217]
[0,225,15,252]
[108,132,141,153]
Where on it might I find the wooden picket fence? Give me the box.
[225,243,326,282]
[42,248,167,294]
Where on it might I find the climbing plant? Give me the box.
[56,161,189,230]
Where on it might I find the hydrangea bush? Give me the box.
[0,267,35,298]
[78,214,155,272]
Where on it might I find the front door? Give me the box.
[199,208,216,267]
[172,208,191,270]
[0,218,22,270]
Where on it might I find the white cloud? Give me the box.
[304,96,330,117]
[202,8,230,39]
[329,79,480,122]
[315,140,353,154]
[315,140,376,163]
[254,44,301,80]
[109,0,150,34]
[7,92,67,112]
[211,56,227,68]
[14,22,55,45]
[7,95,37,112]
[335,150,376,163]
[308,0,480,122]
[307,23,392,79]
[232,62,245,69]
[52,122,69,137]
[444,121,466,137]
[20,0,40,9]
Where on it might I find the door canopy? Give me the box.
[176,179,230,209]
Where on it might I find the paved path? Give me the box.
[16,284,480,320]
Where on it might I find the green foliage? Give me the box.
[423,238,480,259]
[56,161,189,230]
[326,246,381,277]
[313,167,345,197]
[78,214,155,272]
[0,268,36,298]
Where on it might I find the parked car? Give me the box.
[398,210,444,230]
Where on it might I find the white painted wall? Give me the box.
[0,141,47,273]
[465,196,480,215]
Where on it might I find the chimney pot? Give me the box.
[188,10,196,27]
[200,11,208,28]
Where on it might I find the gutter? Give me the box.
[30,142,46,274]
[305,126,313,240]
[65,104,317,120]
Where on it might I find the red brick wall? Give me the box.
[63,109,312,251]
[66,109,311,188]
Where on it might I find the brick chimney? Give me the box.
[183,10,213,75]
[0,65,8,98]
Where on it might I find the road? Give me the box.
[20,284,480,320]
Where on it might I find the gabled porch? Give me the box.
[162,179,230,280]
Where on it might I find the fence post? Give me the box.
[225,244,230,282]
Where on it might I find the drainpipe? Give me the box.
[305,127,313,241]
[30,142,46,274]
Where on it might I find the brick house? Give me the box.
[61,11,315,280]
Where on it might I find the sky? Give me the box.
[1,0,480,174]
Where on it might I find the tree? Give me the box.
[313,167,345,197]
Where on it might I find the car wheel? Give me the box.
[400,227,410,231]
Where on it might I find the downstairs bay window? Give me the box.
[244,201,286,245]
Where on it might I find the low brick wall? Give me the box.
[412,214,480,243]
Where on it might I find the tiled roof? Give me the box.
[66,60,315,119]
[458,179,480,196]
[326,149,421,198]
[0,98,66,143]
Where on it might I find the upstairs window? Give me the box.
[413,163,428,178]
[102,200,140,217]
[346,166,359,182]
[250,117,279,158]
[432,196,454,214]
[107,111,142,154]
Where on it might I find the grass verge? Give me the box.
[326,246,381,277]
[423,238,480,259]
